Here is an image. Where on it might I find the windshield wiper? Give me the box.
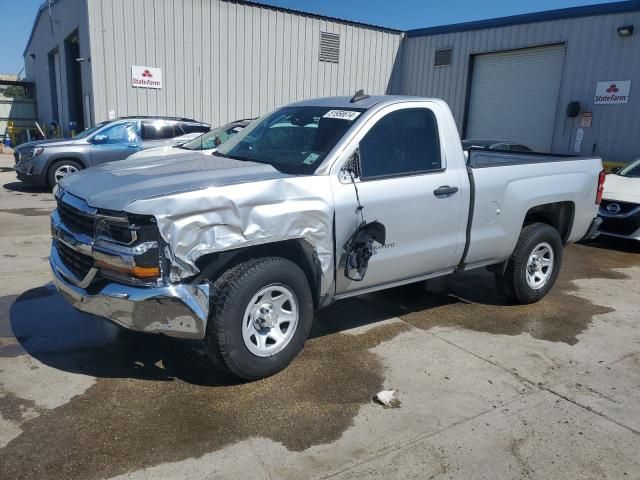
[212,151,255,162]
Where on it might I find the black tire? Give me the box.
[204,257,314,380]
[47,159,83,188]
[495,222,563,304]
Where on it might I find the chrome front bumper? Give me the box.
[49,206,210,339]
[50,248,209,339]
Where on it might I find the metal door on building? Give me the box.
[465,45,566,152]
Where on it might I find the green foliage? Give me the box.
[2,85,26,98]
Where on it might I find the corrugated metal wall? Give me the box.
[23,0,92,136]
[87,0,403,127]
[396,10,640,162]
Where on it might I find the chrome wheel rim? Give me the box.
[242,284,299,357]
[54,164,78,183]
[526,242,554,290]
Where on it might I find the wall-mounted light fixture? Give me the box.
[617,25,634,37]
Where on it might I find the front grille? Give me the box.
[600,217,640,236]
[57,241,94,279]
[14,151,19,164]
[57,201,95,237]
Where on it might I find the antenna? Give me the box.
[350,89,370,103]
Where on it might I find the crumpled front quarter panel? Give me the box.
[126,176,335,286]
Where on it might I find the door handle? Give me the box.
[433,185,459,198]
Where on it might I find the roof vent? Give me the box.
[434,48,453,67]
[319,31,340,63]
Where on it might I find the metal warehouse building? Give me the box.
[22,0,403,135]
[22,0,640,162]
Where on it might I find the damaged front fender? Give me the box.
[125,176,335,293]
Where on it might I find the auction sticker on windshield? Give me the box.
[323,110,361,121]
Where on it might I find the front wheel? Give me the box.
[204,257,314,380]
[495,222,563,304]
[47,159,82,187]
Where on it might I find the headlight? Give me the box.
[93,214,162,281]
[33,147,44,157]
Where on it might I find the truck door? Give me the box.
[89,121,141,165]
[332,104,468,294]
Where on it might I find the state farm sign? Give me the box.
[131,66,162,89]
[594,80,630,105]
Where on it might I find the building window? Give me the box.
[319,32,340,63]
[434,48,453,67]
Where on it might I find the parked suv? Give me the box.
[14,116,210,187]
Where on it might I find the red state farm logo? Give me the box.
[142,69,153,78]
[606,83,619,93]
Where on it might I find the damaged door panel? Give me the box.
[343,220,386,281]
[331,103,468,294]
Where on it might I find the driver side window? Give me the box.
[359,108,442,180]
[97,122,140,145]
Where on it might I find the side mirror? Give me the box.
[610,166,621,174]
[92,134,108,144]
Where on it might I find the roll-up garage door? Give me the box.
[465,45,565,152]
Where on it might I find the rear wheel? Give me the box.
[47,159,82,187]
[204,257,314,380]
[495,222,563,304]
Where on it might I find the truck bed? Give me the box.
[462,149,603,270]
[467,148,596,168]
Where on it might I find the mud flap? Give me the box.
[343,220,386,281]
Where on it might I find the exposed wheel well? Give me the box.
[523,201,574,243]
[193,239,323,308]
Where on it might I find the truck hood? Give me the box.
[59,152,290,211]
[603,174,640,203]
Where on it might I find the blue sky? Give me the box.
[0,0,622,74]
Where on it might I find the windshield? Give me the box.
[181,122,247,150]
[73,121,111,139]
[617,158,640,178]
[216,106,365,174]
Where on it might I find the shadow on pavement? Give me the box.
[4,284,240,387]
[583,235,640,255]
[3,282,407,386]
[3,181,50,194]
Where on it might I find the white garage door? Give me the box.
[466,45,566,152]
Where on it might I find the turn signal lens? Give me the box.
[96,259,160,279]
[130,266,161,278]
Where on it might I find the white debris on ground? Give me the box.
[374,389,401,408]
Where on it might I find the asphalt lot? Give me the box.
[0,152,639,479]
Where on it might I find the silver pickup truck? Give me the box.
[50,94,604,380]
